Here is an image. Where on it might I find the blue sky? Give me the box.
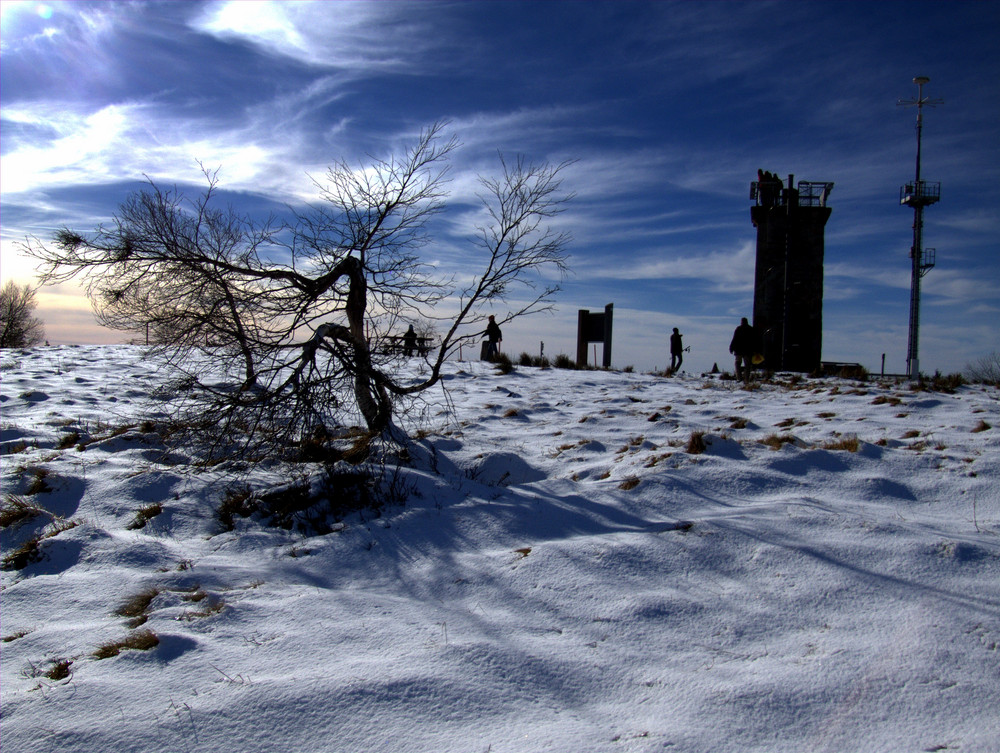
[2,0,998,374]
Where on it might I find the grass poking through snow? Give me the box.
[93,630,159,659]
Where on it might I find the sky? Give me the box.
[2,0,998,374]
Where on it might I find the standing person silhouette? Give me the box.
[485,315,502,361]
[403,324,417,356]
[729,317,757,382]
[669,327,683,373]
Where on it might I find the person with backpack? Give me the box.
[729,317,758,382]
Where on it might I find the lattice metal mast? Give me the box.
[898,76,943,379]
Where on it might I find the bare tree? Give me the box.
[23,123,572,454]
[965,352,1000,385]
[0,281,45,348]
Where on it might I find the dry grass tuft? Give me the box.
[644,452,674,467]
[2,440,30,455]
[549,438,596,458]
[619,477,641,491]
[217,485,257,532]
[972,420,992,433]
[1,519,78,570]
[45,658,73,681]
[126,502,163,531]
[760,433,797,451]
[93,629,159,659]
[116,587,160,628]
[872,395,902,406]
[686,431,707,455]
[0,495,50,528]
[916,372,965,394]
[22,657,74,682]
[56,432,81,450]
[25,467,53,495]
[821,435,860,452]
[492,352,515,374]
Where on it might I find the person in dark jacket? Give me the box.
[729,317,757,382]
[485,315,502,361]
[669,327,683,373]
[403,324,417,357]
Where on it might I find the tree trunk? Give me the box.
[343,257,392,434]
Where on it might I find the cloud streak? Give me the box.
[193,1,449,69]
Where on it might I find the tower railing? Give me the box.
[750,180,833,208]
[796,181,834,207]
[919,248,936,277]
[900,180,940,206]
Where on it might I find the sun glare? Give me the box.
[0,1,52,22]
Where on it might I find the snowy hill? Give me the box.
[2,345,999,753]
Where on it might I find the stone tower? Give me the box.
[750,173,833,373]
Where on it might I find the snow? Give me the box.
[2,345,999,753]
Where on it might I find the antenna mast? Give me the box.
[898,76,943,379]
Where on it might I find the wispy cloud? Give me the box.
[578,239,756,292]
[1,101,280,195]
[191,0,447,72]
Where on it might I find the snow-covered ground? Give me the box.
[2,345,999,753]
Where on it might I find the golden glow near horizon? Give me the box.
[0,239,114,344]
